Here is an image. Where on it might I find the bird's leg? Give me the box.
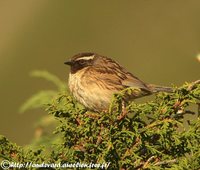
[117,100,128,120]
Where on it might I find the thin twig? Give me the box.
[139,118,173,133]
[198,103,200,117]
[143,156,155,168]
[122,137,141,160]
[172,110,196,119]
[187,80,200,91]
[154,159,177,166]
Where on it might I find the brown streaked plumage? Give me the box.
[64,53,172,112]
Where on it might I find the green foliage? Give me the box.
[20,70,65,113]
[0,71,200,169]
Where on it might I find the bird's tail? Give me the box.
[147,84,173,93]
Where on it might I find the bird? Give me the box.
[64,52,172,112]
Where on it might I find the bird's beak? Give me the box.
[64,60,72,65]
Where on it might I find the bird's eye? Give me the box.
[78,60,86,65]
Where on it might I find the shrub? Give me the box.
[0,71,199,170]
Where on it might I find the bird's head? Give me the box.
[65,52,98,73]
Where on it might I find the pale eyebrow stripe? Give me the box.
[75,55,95,61]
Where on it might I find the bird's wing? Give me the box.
[121,72,150,91]
[89,65,150,92]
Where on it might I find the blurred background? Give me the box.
[0,0,199,145]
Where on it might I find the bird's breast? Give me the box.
[68,70,114,111]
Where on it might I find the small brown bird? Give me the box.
[64,53,172,112]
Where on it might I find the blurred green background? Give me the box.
[0,1,199,145]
